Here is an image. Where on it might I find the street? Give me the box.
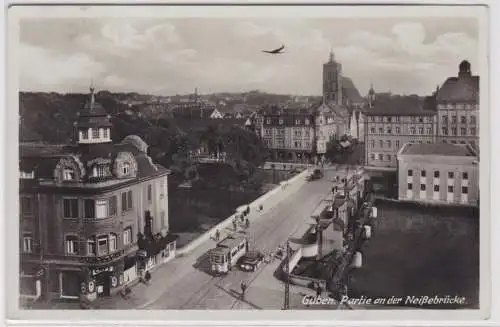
[143,171,337,309]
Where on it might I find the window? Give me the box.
[123,227,132,245]
[448,186,454,193]
[279,119,283,125]
[462,172,468,180]
[97,235,108,255]
[420,184,426,191]
[408,170,413,177]
[427,128,432,134]
[295,119,301,125]
[370,127,375,134]
[451,116,457,124]
[386,128,392,134]
[378,128,383,134]
[395,140,400,148]
[408,183,413,190]
[371,140,375,148]
[378,116,383,122]
[103,128,109,139]
[20,171,35,179]
[87,238,96,255]
[442,115,448,123]
[470,128,476,135]
[418,127,424,134]
[95,199,108,218]
[63,168,75,181]
[460,141,466,144]
[63,198,78,218]
[160,211,167,229]
[121,190,133,212]
[378,154,383,160]
[387,140,391,148]
[147,184,152,202]
[305,130,310,137]
[442,127,448,135]
[386,154,391,161]
[462,186,468,194]
[122,162,131,175]
[434,185,439,192]
[470,116,476,124]
[294,130,302,137]
[92,128,99,139]
[395,127,400,134]
[379,140,383,148]
[434,171,440,178]
[94,165,107,178]
[410,117,416,122]
[460,128,466,136]
[448,172,454,179]
[84,199,95,218]
[421,170,426,177]
[65,235,78,255]
[451,140,457,144]
[82,130,88,139]
[305,119,310,125]
[266,119,271,124]
[410,127,416,135]
[108,196,117,216]
[370,153,375,160]
[460,116,466,124]
[21,197,33,216]
[109,234,117,252]
[370,116,375,122]
[452,128,457,136]
[418,117,424,123]
[23,235,33,253]
[396,116,400,122]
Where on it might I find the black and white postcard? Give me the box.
[4,2,491,325]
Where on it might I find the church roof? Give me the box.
[342,77,363,103]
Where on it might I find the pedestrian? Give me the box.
[233,219,237,231]
[215,229,220,241]
[316,284,322,297]
[240,281,247,300]
[245,218,250,229]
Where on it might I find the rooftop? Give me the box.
[400,143,477,157]
[364,95,436,116]
[436,61,479,103]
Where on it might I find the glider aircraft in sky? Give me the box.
[262,44,286,54]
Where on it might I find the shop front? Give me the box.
[79,251,125,300]
[19,263,44,302]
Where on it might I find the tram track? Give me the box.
[181,181,330,309]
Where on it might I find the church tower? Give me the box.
[322,50,343,105]
[74,86,113,145]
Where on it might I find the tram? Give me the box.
[209,235,248,274]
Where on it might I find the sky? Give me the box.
[18,17,480,97]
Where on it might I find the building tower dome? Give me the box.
[458,60,472,78]
[74,85,113,145]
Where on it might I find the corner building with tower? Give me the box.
[19,88,177,304]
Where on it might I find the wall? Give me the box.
[177,168,310,255]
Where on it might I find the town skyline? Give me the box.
[19,17,479,97]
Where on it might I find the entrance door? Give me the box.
[102,272,111,296]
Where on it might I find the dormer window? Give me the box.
[82,130,89,140]
[93,165,108,178]
[122,162,131,175]
[63,168,75,181]
[92,129,99,139]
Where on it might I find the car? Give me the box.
[238,251,264,272]
[306,169,324,181]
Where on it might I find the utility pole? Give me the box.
[283,240,290,310]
